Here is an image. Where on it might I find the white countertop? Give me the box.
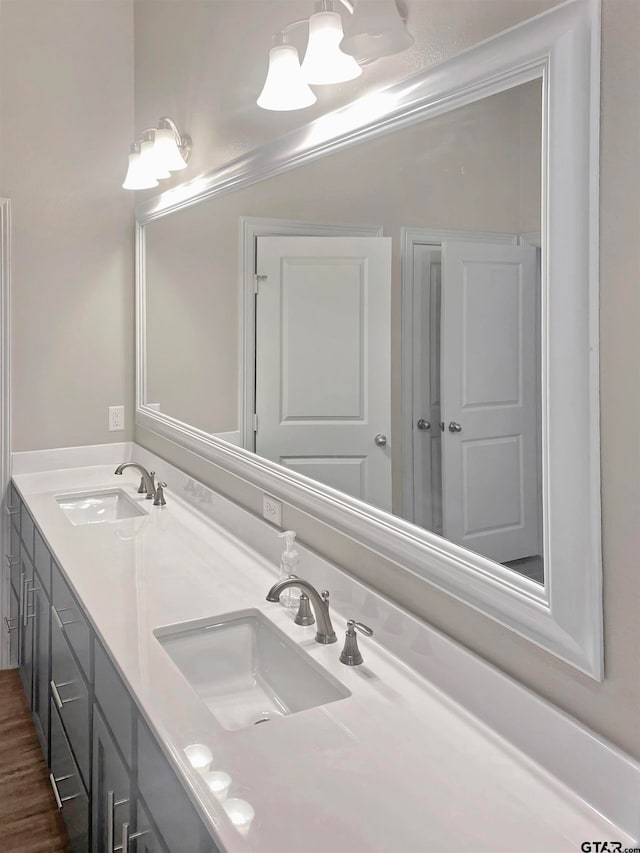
[13,463,634,853]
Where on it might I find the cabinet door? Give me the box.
[19,549,35,706]
[32,571,51,757]
[50,700,89,852]
[93,706,131,853]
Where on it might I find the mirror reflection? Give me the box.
[143,78,543,584]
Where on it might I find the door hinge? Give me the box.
[253,413,258,432]
[254,274,267,294]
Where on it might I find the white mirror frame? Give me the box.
[136,0,602,678]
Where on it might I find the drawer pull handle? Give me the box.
[49,773,63,810]
[4,616,17,633]
[108,791,130,853]
[49,773,80,809]
[53,607,81,629]
[5,553,19,567]
[6,504,19,517]
[50,679,80,710]
[121,822,149,852]
[23,582,40,626]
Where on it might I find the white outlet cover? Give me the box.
[109,405,125,432]
[262,494,282,527]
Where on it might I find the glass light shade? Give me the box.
[257,44,317,111]
[139,135,171,180]
[154,126,188,171]
[122,149,159,190]
[340,0,414,63]
[301,11,362,85]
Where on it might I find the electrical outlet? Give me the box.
[108,405,125,432]
[262,494,282,527]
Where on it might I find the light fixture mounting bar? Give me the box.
[158,116,192,164]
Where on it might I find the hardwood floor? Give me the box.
[0,669,70,852]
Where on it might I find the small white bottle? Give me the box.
[278,530,301,609]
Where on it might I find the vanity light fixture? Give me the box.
[122,117,191,190]
[340,0,414,63]
[257,37,317,111]
[257,0,412,111]
[301,7,362,84]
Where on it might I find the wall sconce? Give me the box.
[257,0,413,111]
[122,117,191,190]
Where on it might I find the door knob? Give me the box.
[374,434,387,447]
[416,419,431,431]
[448,421,462,433]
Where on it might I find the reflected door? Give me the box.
[441,241,540,563]
[256,236,392,510]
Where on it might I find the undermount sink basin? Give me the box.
[154,609,350,731]
[57,489,147,525]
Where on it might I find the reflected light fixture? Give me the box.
[340,0,414,63]
[301,8,362,84]
[122,116,191,190]
[257,0,412,111]
[257,38,317,111]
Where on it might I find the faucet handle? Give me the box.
[294,592,315,626]
[350,620,373,637]
[339,619,374,666]
[145,472,156,499]
[153,482,167,507]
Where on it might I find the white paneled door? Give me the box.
[440,241,540,563]
[256,236,392,511]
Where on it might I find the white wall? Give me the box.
[0,0,135,450]
[134,0,640,761]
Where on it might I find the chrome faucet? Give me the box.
[266,579,337,644]
[114,462,165,505]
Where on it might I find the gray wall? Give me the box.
[0,0,135,450]
[134,0,640,760]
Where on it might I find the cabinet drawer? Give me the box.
[51,607,90,788]
[7,481,21,533]
[95,638,133,767]
[50,700,89,852]
[34,527,52,598]
[20,501,35,558]
[137,720,219,853]
[52,560,91,681]
[8,523,20,595]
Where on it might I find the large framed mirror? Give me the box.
[136,0,602,678]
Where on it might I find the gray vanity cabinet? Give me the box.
[50,698,90,852]
[92,707,131,853]
[7,479,221,853]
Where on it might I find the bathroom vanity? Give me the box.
[6,445,637,852]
